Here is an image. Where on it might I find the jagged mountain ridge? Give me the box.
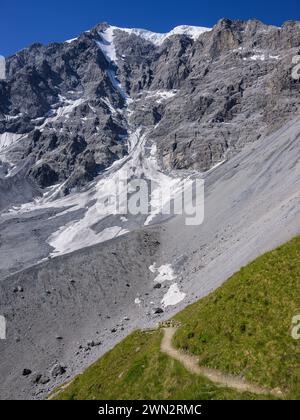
[1,18,300,198]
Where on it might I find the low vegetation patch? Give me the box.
[174,236,300,398]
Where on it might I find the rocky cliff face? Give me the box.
[1,18,300,400]
[1,18,300,196]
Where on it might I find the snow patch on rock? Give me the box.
[149,263,177,283]
[144,90,178,103]
[48,224,128,256]
[0,133,25,152]
[96,27,129,100]
[162,283,186,307]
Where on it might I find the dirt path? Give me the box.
[161,328,283,397]
[47,375,81,400]
[48,381,73,400]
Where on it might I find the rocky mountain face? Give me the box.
[1,18,300,400]
[1,19,300,198]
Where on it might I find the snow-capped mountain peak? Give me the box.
[97,23,211,47]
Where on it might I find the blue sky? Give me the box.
[1,0,300,56]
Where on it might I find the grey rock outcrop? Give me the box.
[50,364,66,378]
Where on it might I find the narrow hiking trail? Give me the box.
[160,328,283,398]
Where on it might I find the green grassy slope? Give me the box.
[54,236,300,400]
[53,330,268,400]
[174,236,300,398]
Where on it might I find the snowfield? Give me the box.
[95,24,211,54]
